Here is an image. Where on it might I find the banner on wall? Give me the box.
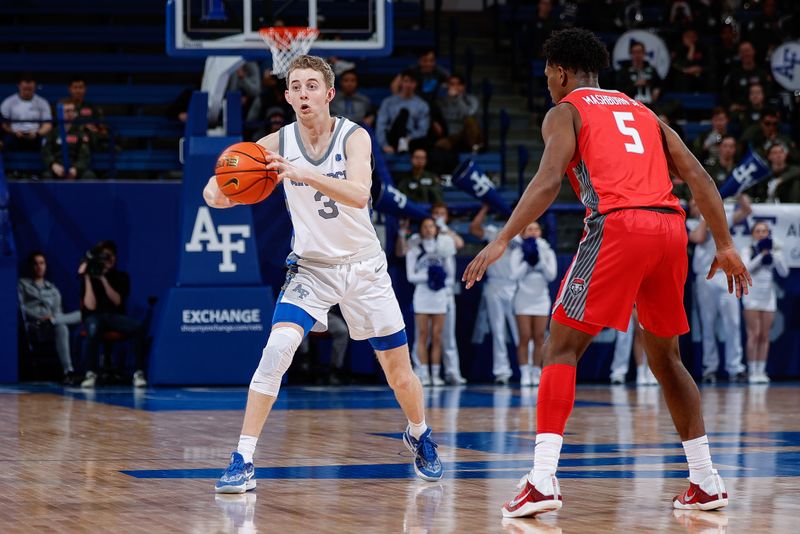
[728,203,800,267]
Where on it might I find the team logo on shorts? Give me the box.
[292,284,310,300]
[569,278,586,295]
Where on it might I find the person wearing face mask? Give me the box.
[740,221,788,384]
[511,222,557,387]
[406,217,457,386]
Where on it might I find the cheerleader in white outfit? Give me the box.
[406,217,457,386]
[511,222,557,387]
[741,221,789,384]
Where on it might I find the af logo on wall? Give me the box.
[185,206,251,272]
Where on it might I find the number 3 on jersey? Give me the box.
[612,112,644,154]
[314,190,339,219]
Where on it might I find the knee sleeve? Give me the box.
[250,327,303,397]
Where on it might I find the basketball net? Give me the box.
[259,27,320,78]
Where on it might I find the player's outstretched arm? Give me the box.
[202,176,240,209]
[658,120,752,296]
[462,104,574,288]
[265,128,371,209]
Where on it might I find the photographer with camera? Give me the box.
[78,240,147,388]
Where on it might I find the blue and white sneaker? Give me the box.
[403,427,443,481]
[215,452,256,494]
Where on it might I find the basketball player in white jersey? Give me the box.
[203,55,442,493]
[469,203,521,384]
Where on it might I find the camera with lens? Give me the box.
[84,247,111,277]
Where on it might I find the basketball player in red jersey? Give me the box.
[463,28,751,517]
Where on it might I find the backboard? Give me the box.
[166,0,393,58]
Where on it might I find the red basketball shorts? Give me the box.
[552,209,689,337]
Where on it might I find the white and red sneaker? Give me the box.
[501,474,562,518]
[673,469,729,510]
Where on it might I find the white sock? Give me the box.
[529,433,563,487]
[431,364,441,379]
[237,435,258,464]
[408,419,428,440]
[682,435,713,484]
[520,364,531,376]
[757,360,767,376]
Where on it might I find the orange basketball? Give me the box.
[215,142,279,204]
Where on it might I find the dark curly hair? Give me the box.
[542,28,610,74]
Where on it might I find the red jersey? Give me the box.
[560,88,682,215]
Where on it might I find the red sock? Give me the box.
[536,364,577,435]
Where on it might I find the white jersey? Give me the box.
[280,117,380,263]
[483,225,522,284]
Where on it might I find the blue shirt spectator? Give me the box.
[376,70,430,153]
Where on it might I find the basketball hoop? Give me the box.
[259,27,320,78]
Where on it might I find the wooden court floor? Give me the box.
[1,383,799,533]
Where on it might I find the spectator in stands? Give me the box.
[704,135,738,185]
[67,76,108,150]
[432,74,482,153]
[714,23,740,87]
[1,73,52,152]
[692,107,731,167]
[615,40,662,106]
[740,108,799,163]
[526,0,559,59]
[392,49,450,104]
[41,99,95,180]
[246,69,292,139]
[741,220,789,384]
[396,148,443,204]
[511,221,556,387]
[736,82,768,131]
[722,41,772,113]
[376,70,430,154]
[329,69,374,127]
[18,251,82,385]
[405,217,457,386]
[227,61,261,117]
[250,106,286,142]
[749,142,800,203]
[743,0,784,59]
[686,195,751,384]
[671,28,711,92]
[79,240,147,388]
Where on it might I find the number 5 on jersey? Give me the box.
[612,112,644,154]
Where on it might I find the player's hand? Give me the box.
[203,176,239,209]
[462,239,508,289]
[265,153,305,184]
[707,245,752,298]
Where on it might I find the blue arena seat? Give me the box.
[0,25,163,44]
[0,54,204,74]
[3,149,180,173]
[662,92,718,111]
[0,84,189,106]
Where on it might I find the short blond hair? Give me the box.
[286,55,335,89]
